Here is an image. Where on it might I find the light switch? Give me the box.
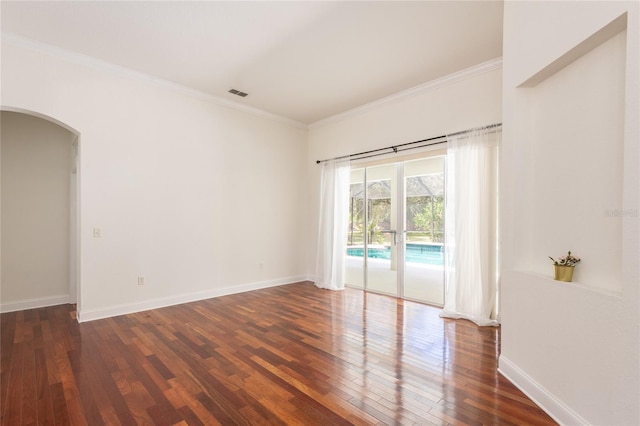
[93,227,102,238]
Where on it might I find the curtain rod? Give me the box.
[315,123,502,164]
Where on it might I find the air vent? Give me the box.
[228,89,248,97]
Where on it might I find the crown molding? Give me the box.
[1,32,307,129]
[309,57,503,130]
[3,32,502,132]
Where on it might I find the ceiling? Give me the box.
[1,1,503,125]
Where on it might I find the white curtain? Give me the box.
[315,158,351,290]
[440,128,500,326]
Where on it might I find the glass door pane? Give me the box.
[403,157,445,305]
[365,164,398,295]
[345,168,365,289]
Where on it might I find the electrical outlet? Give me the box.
[138,276,145,286]
[259,261,264,269]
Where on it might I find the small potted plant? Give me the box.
[549,250,581,282]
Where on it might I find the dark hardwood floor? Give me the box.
[1,282,556,425]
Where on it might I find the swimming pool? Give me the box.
[347,243,443,266]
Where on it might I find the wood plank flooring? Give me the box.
[1,282,557,425]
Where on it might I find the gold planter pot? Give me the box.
[554,265,575,282]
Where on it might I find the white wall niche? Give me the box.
[515,22,627,293]
[500,2,639,423]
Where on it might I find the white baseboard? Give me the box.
[498,355,590,426]
[0,294,70,313]
[77,275,309,323]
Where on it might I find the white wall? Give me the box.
[500,2,639,425]
[307,65,503,274]
[1,111,76,309]
[1,39,309,321]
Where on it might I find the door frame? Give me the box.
[0,106,82,314]
[347,150,446,305]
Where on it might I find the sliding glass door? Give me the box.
[364,164,398,295]
[346,169,365,289]
[345,156,445,306]
[403,157,445,304]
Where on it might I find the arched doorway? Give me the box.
[1,108,81,315]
